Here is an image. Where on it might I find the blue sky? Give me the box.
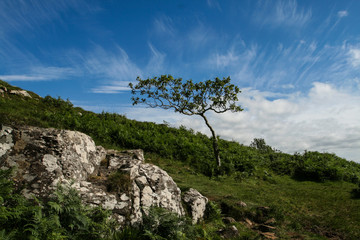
[1,0,360,161]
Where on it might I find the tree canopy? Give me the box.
[129,75,243,167]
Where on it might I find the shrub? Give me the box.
[0,168,115,240]
[142,207,194,240]
[204,201,222,222]
[106,170,131,193]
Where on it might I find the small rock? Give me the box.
[258,224,276,232]
[244,218,254,227]
[264,217,276,225]
[236,201,247,207]
[218,225,239,239]
[222,217,236,224]
[260,232,278,239]
[257,206,270,212]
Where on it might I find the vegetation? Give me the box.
[0,168,223,240]
[1,79,360,239]
[0,168,116,240]
[129,75,243,167]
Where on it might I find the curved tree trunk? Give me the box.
[200,114,221,167]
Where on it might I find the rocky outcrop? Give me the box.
[9,89,32,98]
[183,188,208,224]
[0,125,187,225]
[0,86,32,98]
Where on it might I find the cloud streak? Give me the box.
[203,37,360,94]
[337,10,348,18]
[0,0,97,35]
[0,67,79,82]
[254,0,312,28]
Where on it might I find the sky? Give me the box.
[1,0,359,162]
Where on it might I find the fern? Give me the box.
[0,229,17,240]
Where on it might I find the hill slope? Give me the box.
[1,80,360,239]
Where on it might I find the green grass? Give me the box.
[147,155,360,239]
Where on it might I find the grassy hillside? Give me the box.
[1,80,360,239]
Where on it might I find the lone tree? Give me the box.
[129,75,243,167]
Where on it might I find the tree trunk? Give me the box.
[200,114,221,167]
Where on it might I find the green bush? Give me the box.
[204,201,222,222]
[106,171,131,193]
[0,168,115,240]
[142,207,194,240]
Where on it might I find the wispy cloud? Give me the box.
[77,45,141,93]
[187,22,215,49]
[206,0,222,11]
[0,0,98,34]
[348,47,360,67]
[337,10,349,18]
[0,0,99,83]
[153,15,176,37]
[254,0,312,28]
[0,75,48,81]
[146,43,166,75]
[204,37,360,93]
[91,85,130,94]
[214,50,239,68]
[0,66,79,82]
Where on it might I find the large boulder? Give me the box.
[0,125,185,225]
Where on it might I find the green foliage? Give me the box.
[129,75,242,115]
[0,168,115,240]
[142,207,194,240]
[204,201,222,222]
[292,151,357,182]
[250,138,273,154]
[351,183,360,199]
[129,75,243,167]
[106,170,131,193]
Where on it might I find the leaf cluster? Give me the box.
[129,75,243,116]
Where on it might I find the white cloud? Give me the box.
[207,0,222,11]
[348,48,360,67]
[275,0,312,26]
[124,83,360,162]
[214,50,239,68]
[0,67,78,81]
[254,0,312,28]
[205,39,360,93]
[146,43,166,75]
[187,22,215,49]
[0,75,47,81]
[337,10,348,18]
[91,85,130,94]
[0,0,98,34]
[80,45,142,93]
[81,44,167,93]
[153,15,176,37]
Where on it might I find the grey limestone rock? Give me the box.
[183,188,208,224]
[0,125,185,225]
[9,89,32,98]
